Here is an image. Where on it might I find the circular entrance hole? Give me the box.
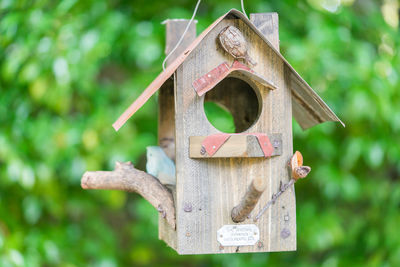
[203,77,261,133]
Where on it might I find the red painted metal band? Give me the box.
[192,61,259,97]
[231,60,253,72]
[251,133,274,158]
[201,133,231,156]
[201,133,274,158]
[192,62,230,96]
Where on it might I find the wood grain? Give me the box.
[81,162,175,229]
[174,13,296,254]
[189,134,282,158]
[158,19,197,250]
[113,9,343,131]
[231,176,267,223]
[164,19,197,66]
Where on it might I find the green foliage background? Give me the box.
[1,0,399,266]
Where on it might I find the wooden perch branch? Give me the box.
[231,176,266,223]
[81,161,175,229]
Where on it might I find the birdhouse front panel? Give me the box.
[172,17,295,254]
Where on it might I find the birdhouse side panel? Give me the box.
[174,17,295,254]
[158,19,197,251]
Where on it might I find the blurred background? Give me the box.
[0,0,399,266]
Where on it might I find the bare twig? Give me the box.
[81,161,176,229]
[253,179,295,222]
[231,176,266,223]
[253,151,311,222]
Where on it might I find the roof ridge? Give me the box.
[112,9,343,131]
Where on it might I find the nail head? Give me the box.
[281,228,291,239]
[183,202,193,212]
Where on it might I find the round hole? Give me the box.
[203,77,261,133]
[203,102,235,133]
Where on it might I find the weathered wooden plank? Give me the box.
[175,18,239,254]
[158,19,197,251]
[158,79,175,160]
[290,75,344,130]
[252,13,297,252]
[189,134,282,158]
[250,13,279,49]
[174,13,295,254]
[159,19,197,160]
[113,10,343,131]
[164,19,197,66]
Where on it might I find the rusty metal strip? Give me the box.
[231,60,252,71]
[193,61,276,96]
[201,133,274,158]
[251,133,274,158]
[201,133,231,156]
[192,62,230,96]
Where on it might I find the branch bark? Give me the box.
[231,176,266,223]
[81,161,175,229]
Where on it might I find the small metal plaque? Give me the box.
[217,224,260,246]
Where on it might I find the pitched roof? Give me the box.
[113,9,344,131]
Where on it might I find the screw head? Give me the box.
[183,203,192,212]
[273,140,280,148]
[257,241,264,248]
[281,228,291,239]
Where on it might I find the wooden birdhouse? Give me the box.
[82,9,344,255]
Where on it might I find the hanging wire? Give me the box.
[161,0,249,70]
[162,0,201,70]
[241,0,249,19]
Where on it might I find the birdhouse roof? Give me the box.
[113,9,344,131]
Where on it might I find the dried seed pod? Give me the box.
[289,151,311,180]
[218,26,257,66]
[289,151,303,169]
[293,166,311,180]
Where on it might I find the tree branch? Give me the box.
[81,161,175,229]
[231,176,266,223]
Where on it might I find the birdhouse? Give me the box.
[82,9,343,255]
